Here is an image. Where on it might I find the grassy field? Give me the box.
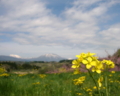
[1,49,120,96]
[0,71,120,96]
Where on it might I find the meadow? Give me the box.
[0,71,120,96]
[0,49,120,96]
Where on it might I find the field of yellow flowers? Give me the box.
[0,52,120,96]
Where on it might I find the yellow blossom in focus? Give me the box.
[76,53,87,59]
[72,60,80,68]
[91,60,103,74]
[82,57,96,69]
[86,52,96,57]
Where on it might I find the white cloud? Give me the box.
[0,0,120,57]
[99,23,120,48]
[0,42,113,58]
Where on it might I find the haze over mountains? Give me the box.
[0,53,66,62]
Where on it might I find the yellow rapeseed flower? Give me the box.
[72,59,80,68]
[98,76,103,88]
[76,53,87,59]
[91,61,103,74]
[102,60,115,68]
[82,57,96,69]
[86,52,96,57]
[73,76,86,85]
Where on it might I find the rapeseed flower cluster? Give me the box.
[72,52,115,74]
[73,76,86,85]
[72,52,115,96]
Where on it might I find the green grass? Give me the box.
[0,71,120,96]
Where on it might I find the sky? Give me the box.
[0,0,120,59]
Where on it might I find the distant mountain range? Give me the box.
[0,54,66,62]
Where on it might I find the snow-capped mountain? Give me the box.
[0,53,66,62]
[31,53,66,61]
[43,53,60,57]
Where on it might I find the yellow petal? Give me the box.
[91,61,97,66]
[72,65,77,68]
[72,60,78,64]
[91,68,95,72]
[86,64,91,69]
[96,70,101,74]
[81,53,87,58]
[87,52,96,56]
[87,57,92,62]
[82,60,88,64]
[76,55,81,58]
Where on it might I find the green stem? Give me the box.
[105,76,109,96]
[87,69,101,96]
[104,66,109,96]
[87,70,98,89]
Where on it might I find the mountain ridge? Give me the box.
[0,53,66,62]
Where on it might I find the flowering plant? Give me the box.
[72,52,115,96]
